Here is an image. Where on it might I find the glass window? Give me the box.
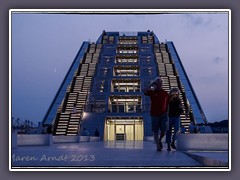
[109,96,142,113]
[113,66,140,77]
[118,36,138,45]
[117,45,138,54]
[99,68,110,77]
[142,67,153,77]
[115,57,139,63]
[111,79,140,92]
[103,35,115,44]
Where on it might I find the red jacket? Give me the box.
[144,89,169,116]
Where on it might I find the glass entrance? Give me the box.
[105,117,143,141]
[116,125,125,140]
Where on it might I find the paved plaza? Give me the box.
[11,141,229,170]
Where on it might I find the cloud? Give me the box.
[183,14,221,30]
[186,14,205,26]
[213,56,224,64]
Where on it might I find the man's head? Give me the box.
[152,77,163,90]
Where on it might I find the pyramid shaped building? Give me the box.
[42,31,208,140]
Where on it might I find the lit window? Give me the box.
[109,96,142,113]
[114,66,140,76]
[111,79,140,92]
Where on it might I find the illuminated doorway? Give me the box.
[105,117,143,141]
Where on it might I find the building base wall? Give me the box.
[177,133,228,151]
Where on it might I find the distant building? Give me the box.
[42,31,208,140]
[207,120,229,133]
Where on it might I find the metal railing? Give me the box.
[11,117,38,134]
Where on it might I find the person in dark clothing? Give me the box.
[47,125,52,134]
[94,129,100,137]
[143,77,169,151]
[81,128,89,136]
[165,87,184,151]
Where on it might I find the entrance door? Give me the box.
[105,117,143,141]
[125,125,134,140]
[115,124,134,140]
[116,125,125,140]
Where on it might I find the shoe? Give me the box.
[171,142,177,150]
[159,141,163,150]
[158,139,163,148]
[157,143,162,151]
[156,141,163,151]
[167,143,171,151]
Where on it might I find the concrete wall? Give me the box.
[143,134,228,152]
[12,132,18,148]
[13,133,100,147]
[177,133,228,151]
[53,136,100,143]
[17,134,51,146]
[53,135,79,143]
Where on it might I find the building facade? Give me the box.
[42,31,208,140]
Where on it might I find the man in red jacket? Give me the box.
[143,77,169,151]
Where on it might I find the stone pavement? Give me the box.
[10,141,229,170]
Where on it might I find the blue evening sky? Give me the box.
[10,10,229,125]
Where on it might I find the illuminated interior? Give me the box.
[115,56,139,63]
[118,36,138,44]
[113,66,140,76]
[105,117,143,140]
[111,79,140,92]
[109,95,141,113]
